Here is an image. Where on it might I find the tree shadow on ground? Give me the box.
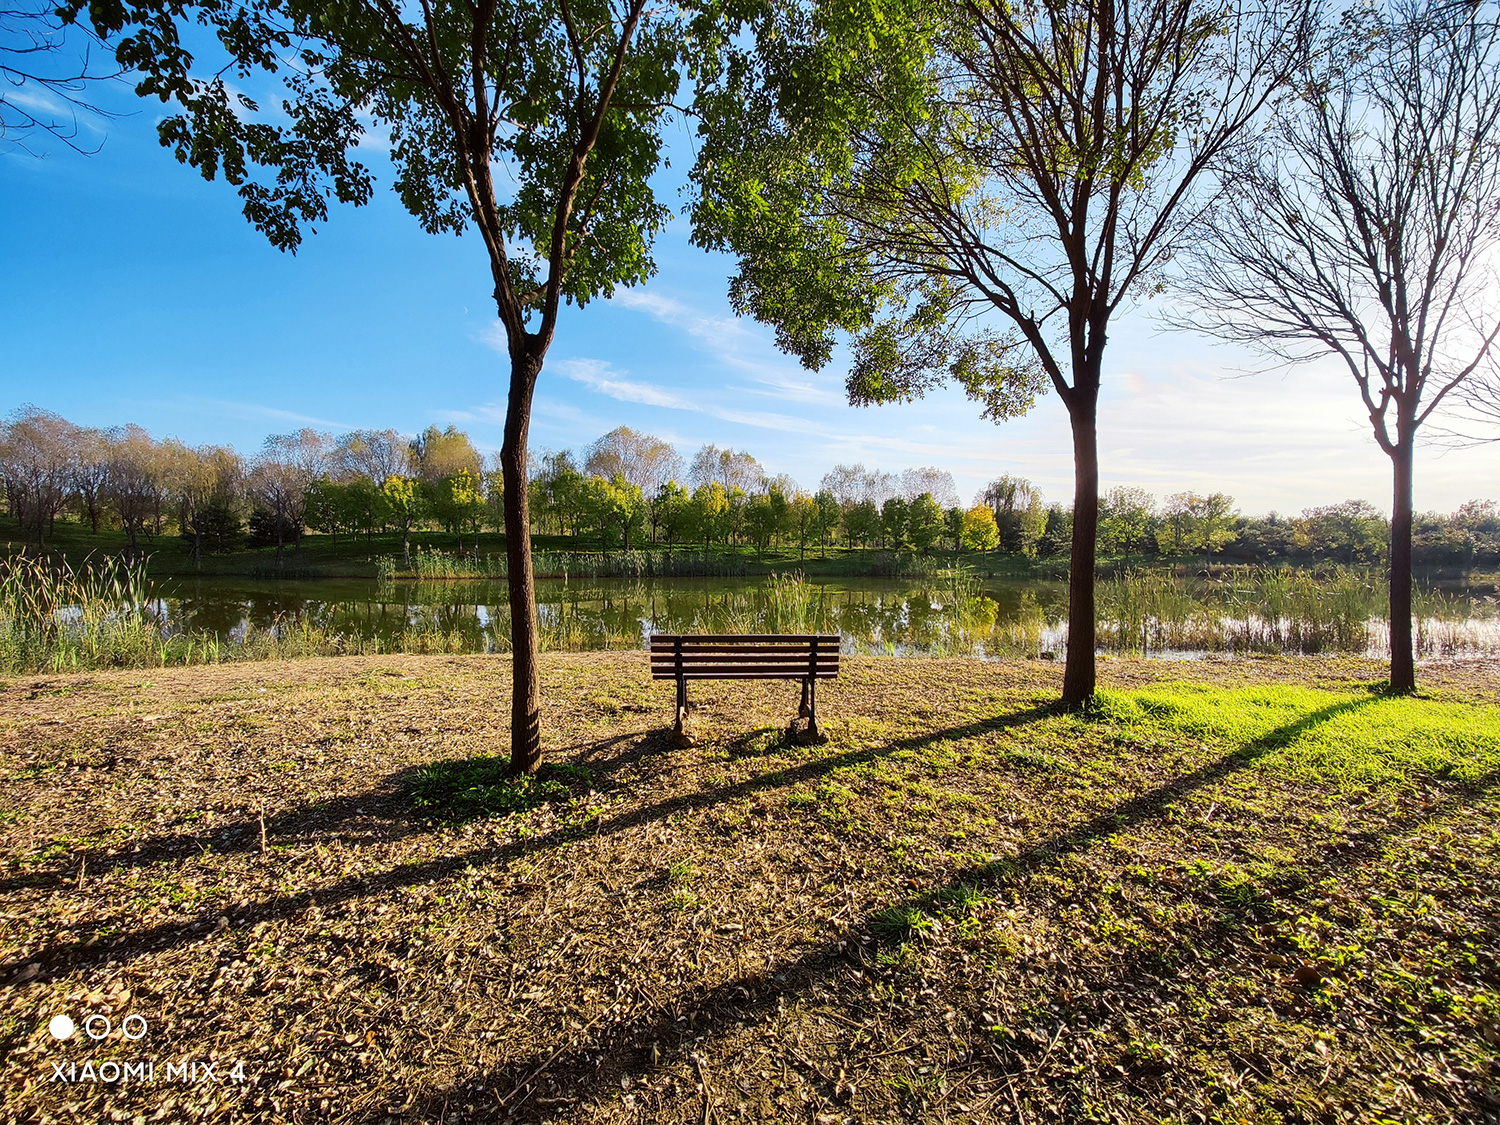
[1,728,681,898]
[390,693,1500,1123]
[2,703,1061,978]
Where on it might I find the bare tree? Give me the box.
[586,427,685,494]
[693,0,1316,704]
[104,424,162,562]
[1456,370,1500,437]
[1181,0,1500,692]
[2,0,118,154]
[0,405,77,545]
[70,425,109,532]
[819,463,897,507]
[336,428,411,485]
[689,444,765,494]
[899,467,958,509]
[250,430,331,563]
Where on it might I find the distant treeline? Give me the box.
[3,406,1498,568]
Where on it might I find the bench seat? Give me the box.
[650,633,840,739]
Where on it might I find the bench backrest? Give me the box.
[649,634,841,680]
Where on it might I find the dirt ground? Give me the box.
[1,652,1498,1123]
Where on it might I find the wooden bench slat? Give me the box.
[650,634,837,644]
[651,632,840,741]
[660,675,846,684]
[648,666,840,675]
[645,642,840,651]
[651,661,839,670]
[648,651,846,660]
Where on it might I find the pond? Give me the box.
[148,570,1500,660]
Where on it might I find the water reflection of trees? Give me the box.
[147,572,1496,658]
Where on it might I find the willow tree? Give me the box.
[692,0,1315,704]
[1180,0,1500,693]
[78,0,719,770]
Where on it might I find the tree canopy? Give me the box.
[691,0,1315,702]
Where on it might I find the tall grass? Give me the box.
[0,553,451,671]
[1091,566,1498,657]
[0,553,171,672]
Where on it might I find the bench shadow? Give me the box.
[725,726,787,757]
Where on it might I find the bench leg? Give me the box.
[799,677,810,718]
[807,677,819,739]
[674,675,688,739]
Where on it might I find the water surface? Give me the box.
[148,573,1499,660]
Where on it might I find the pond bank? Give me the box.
[2,653,1498,1122]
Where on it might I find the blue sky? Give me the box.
[3,76,1498,515]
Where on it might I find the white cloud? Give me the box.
[463,286,1500,513]
[169,397,355,432]
[554,358,698,411]
[612,287,846,407]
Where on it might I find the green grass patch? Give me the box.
[403,758,593,822]
[1091,682,1500,784]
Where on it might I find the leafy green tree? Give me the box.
[691,0,1312,704]
[880,497,909,550]
[304,478,350,540]
[1100,487,1155,564]
[907,493,945,552]
[1297,500,1388,566]
[1037,506,1073,559]
[690,481,730,552]
[76,0,716,771]
[582,476,613,548]
[382,475,423,569]
[531,451,585,537]
[584,475,646,551]
[944,507,965,553]
[744,493,778,557]
[1160,492,1238,567]
[960,505,1000,552]
[654,480,692,553]
[195,499,244,555]
[812,489,841,557]
[433,469,487,550]
[725,486,748,547]
[767,485,792,550]
[843,500,881,548]
[790,492,818,560]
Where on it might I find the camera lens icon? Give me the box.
[48,1015,75,1040]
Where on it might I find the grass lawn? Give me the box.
[1,653,1498,1123]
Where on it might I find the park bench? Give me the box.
[650,633,840,743]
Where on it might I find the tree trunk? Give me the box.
[1388,426,1416,693]
[502,347,545,776]
[402,527,411,570]
[1062,390,1100,707]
